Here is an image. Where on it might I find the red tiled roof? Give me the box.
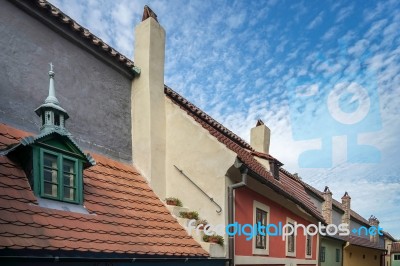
[12,0,135,74]
[392,242,400,253]
[0,123,207,258]
[164,86,324,223]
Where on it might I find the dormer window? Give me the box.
[6,64,95,206]
[40,148,81,203]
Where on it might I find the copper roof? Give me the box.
[0,123,208,258]
[164,86,324,223]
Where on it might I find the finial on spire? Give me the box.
[45,62,59,105]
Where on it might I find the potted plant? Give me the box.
[195,219,208,230]
[203,234,224,246]
[179,211,199,220]
[165,197,182,207]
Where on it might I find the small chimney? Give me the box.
[322,186,333,224]
[368,215,380,243]
[250,119,271,154]
[341,192,351,228]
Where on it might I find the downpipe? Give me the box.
[228,158,248,266]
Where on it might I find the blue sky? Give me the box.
[50,0,400,239]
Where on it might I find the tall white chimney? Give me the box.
[131,6,166,199]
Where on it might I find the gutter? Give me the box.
[227,158,248,266]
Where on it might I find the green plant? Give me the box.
[165,197,182,207]
[195,219,208,229]
[203,234,224,246]
[179,211,199,220]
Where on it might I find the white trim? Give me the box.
[285,217,296,257]
[252,201,270,255]
[235,255,317,265]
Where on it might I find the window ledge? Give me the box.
[35,197,91,215]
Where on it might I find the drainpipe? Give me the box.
[228,158,248,266]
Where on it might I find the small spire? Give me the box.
[45,62,60,105]
[256,119,264,126]
[35,63,69,133]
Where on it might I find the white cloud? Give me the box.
[307,11,324,30]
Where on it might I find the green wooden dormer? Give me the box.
[5,64,95,205]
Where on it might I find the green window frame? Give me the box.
[320,246,326,262]
[395,254,400,260]
[37,148,83,204]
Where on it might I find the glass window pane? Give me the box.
[255,208,267,249]
[44,153,57,168]
[63,159,75,174]
[63,173,75,187]
[287,222,295,252]
[44,168,58,183]
[44,182,58,197]
[63,187,75,201]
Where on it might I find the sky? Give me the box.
[49,0,400,239]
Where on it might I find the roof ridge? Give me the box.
[164,85,254,151]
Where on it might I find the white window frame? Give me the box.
[305,232,312,258]
[285,217,296,257]
[252,201,270,255]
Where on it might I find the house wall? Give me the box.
[0,1,132,162]
[332,208,344,225]
[392,253,400,266]
[234,186,318,265]
[343,245,382,266]
[350,219,370,239]
[165,97,238,238]
[385,238,393,266]
[320,237,344,266]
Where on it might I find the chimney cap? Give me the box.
[142,5,158,22]
[342,191,351,199]
[324,186,332,193]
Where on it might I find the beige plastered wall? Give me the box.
[165,97,237,228]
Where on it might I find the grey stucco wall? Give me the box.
[0,1,132,162]
[333,208,344,225]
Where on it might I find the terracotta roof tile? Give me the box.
[164,86,324,223]
[0,124,208,257]
[392,242,400,253]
